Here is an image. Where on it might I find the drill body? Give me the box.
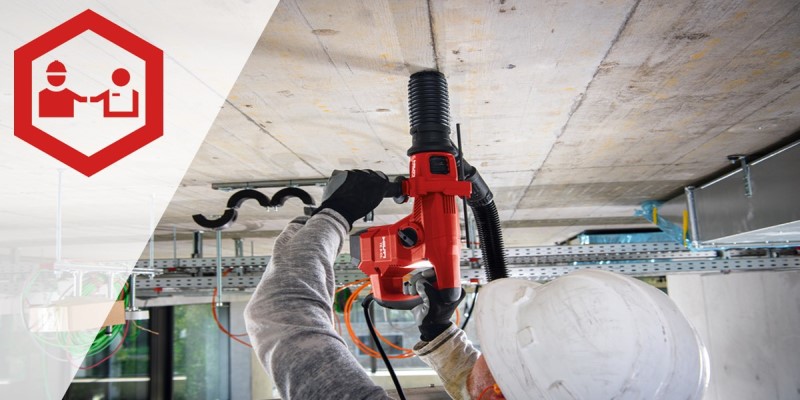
[351,152,470,309]
[350,70,469,310]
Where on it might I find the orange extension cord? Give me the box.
[338,278,461,360]
[212,269,252,348]
[214,272,461,355]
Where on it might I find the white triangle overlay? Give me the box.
[0,1,278,398]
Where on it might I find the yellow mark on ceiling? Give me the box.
[315,101,331,113]
[770,51,792,67]
[724,78,748,91]
[664,76,679,88]
[690,38,721,60]
[621,119,636,131]
[733,11,748,21]
[312,29,339,36]
[563,87,576,91]
[599,137,617,151]
[774,50,792,60]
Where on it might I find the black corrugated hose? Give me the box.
[462,159,509,282]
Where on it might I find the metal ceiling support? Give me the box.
[234,238,244,258]
[191,231,203,258]
[211,175,407,191]
[172,225,178,263]
[215,230,224,307]
[685,186,701,248]
[727,154,753,198]
[136,255,271,269]
[131,242,799,295]
[135,242,714,269]
[135,256,800,291]
[125,272,150,321]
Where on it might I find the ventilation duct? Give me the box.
[657,140,800,249]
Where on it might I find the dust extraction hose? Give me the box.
[462,159,508,281]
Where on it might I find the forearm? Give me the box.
[244,210,389,399]
[414,324,480,400]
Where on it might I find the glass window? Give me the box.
[338,301,431,370]
[64,320,151,400]
[64,303,234,400]
[173,303,230,400]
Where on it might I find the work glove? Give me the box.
[408,268,466,342]
[312,169,389,228]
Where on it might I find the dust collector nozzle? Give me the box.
[407,71,458,156]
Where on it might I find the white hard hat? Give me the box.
[475,270,709,400]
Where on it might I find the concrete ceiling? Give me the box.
[154,0,800,257]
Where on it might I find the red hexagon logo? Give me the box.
[14,9,163,177]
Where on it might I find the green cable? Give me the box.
[23,271,129,358]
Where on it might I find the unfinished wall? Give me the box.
[668,270,800,400]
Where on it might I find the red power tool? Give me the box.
[350,71,470,309]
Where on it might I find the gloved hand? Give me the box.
[312,169,389,228]
[408,268,466,342]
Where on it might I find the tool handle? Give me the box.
[383,177,408,204]
[384,180,403,198]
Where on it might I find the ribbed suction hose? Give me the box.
[462,159,509,282]
[407,71,458,156]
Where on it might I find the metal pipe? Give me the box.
[739,158,753,198]
[149,195,155,269]
[684,186,702,248]
[215,230,223,307]
[128,273,138,311]
[727,155,753,197]
[77,271,84,297]
[192,231,204,258]
[72,271,79,296]
[172,225,177,266]
[108,272,115,299]
[211,175,407,191]
[234,238,244,257]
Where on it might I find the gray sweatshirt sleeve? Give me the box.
[413,324,480,400]
[244,209,391,400]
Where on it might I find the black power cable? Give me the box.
[460,285,480,330]
[362,294,406,400]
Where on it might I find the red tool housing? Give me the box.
[351,152,471,309]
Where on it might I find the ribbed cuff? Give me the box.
[312,208,350,232]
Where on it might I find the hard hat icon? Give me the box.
[45,60,67,87]
[46,60,67,74]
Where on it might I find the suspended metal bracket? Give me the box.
[727,154,753,197]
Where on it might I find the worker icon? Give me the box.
[38,60,89,118]
[89,68,140,118]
